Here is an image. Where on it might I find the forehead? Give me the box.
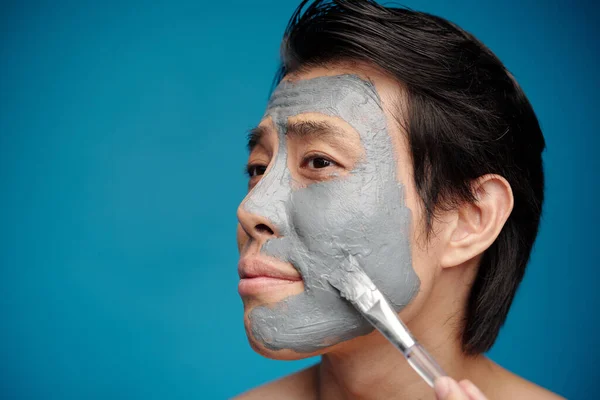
[265,75,388,138]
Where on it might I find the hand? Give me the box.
[434,377,488,400]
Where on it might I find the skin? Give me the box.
[244,73,420,353]
[236,63,563,400]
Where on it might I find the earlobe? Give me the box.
[440,175,514,269]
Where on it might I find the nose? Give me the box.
[237,202,278,241]
[237,148,291,242]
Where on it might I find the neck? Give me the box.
[317,265,486,400]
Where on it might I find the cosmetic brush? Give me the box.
[327,254,446,388]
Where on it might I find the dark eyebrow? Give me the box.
[246,126,268,152]
[247,120,352,152]
[286,120,346,140]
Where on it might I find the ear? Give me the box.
[440,174,514,269]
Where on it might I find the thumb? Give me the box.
[434,377,469,400]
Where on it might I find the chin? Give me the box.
[246,332,326,360]
[242,313,327,360]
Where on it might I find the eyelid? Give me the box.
[245,161,268,178]
[301,152,341,168]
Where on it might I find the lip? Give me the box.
[238,257,302,296]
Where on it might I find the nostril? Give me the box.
[255,223,275,235]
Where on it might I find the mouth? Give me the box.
[238,256,302,296]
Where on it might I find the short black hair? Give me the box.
[274,0,545,354]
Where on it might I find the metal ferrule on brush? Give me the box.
[359,290,447,387]
[330,255,446,387]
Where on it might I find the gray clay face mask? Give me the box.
[242,74,420,353]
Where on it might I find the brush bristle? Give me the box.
[328,254,378,310]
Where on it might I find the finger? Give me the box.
[458,379,489,400]
[434,377,469,400]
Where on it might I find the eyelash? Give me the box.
[245,164,267,178]
[245,155,339,180]
[300,154,338,170]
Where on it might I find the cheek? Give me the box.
[287,173,420,309]
[290,175,399,250]
[289,180,361,253]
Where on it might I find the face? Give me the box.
[237,67,437,359]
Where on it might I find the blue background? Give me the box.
[1,0,597,398]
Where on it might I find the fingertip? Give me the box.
[458,379,487,400]
[458,379,472,390]
[434,376,452,399]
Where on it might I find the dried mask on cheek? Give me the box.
[243,75,420,352]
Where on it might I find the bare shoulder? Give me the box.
[234,364,319,400]
[481,359,565,400]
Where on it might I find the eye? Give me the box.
[302,155,338,170]
[246,164,267,178]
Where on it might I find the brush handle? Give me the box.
[405,343,446,388]
[360,294,447,388]
[338,254,447,388]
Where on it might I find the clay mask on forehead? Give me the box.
[243,75,420,353]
